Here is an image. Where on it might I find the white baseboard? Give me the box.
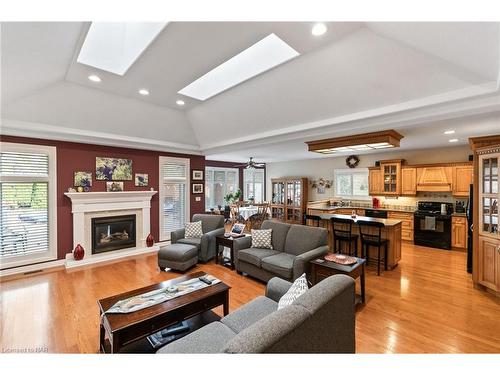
[0,259,66,277]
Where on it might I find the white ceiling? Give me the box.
[1,22,499,161]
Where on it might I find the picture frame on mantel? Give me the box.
[192,183,203,194]
[192,170,204,180]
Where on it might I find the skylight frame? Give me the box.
[177,33,300,101]
[77,22,168,76]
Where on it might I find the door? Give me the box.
[382,162,400,195]
[451,216,467,249]
[478,236,498,290]
[369,168,382,195]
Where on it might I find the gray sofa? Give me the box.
[233,220,329,282]
[171,214,225,263]
[157,274,356,353]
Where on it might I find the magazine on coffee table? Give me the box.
[105,275,221,314]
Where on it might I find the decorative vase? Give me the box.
[146,233,154,247]
[73,244,84,261]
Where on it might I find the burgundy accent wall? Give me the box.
[0,135,205,260]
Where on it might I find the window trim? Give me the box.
[204,166,239,210]
[0,142,58,269]
[334,168,370,200]
[158,156,190,242]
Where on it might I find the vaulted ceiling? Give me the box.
[1,22,499,160]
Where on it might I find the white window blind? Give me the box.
[244,168,265,202]
[160,158,189,241]
[334,168,369,199]
[0,143,57,269]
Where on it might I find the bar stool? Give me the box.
[330,217,358,256]
[357,220,388,276]
[304,214,322,227]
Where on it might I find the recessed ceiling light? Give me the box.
[78,22,168,75]
[88,74,101,82]
[178,33,299,101]
[449,138,459,143]
[444,130,455,135]
[138,89,149,96]
[176,100,185,106]
[311,23,327,36]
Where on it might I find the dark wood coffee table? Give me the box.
[310,255,366,305]
[97,271,230,353]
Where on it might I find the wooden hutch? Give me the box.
[470,135,500,296]
[270,177,308,224]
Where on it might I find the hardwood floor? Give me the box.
[1,242,499,353]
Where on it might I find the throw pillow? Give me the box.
[185,221,203,238]
[278,273,309,310]
[251,228,273,249]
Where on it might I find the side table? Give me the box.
[309,255,366,305]
[215,235,250,270]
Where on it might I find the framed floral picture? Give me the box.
[135,173,149,187]
[96,157,132,181]
[74,171,92,187]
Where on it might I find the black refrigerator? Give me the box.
[466,184,473,273]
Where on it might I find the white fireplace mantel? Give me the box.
[64,191,158,269]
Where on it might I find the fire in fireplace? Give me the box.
[91,215,136,254]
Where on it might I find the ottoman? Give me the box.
[158,243,198,272]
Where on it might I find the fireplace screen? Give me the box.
[91,215,136,254]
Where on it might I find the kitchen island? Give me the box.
[316,213,402,270]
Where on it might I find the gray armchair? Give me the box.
[171,214,225,262]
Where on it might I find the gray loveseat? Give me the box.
[157,274,356,353]
[171,214,224,263]
[233,220,329,282]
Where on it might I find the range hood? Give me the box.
[416,166,452,192]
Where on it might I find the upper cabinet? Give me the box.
[368,160,473,197]
[381,160,403,195]
[401,167,417,195]
[452,165,473,196]
[416,166,452,192]
[368,167,382,195]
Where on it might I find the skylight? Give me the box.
[178,33,300,101]
[77,22,168,75]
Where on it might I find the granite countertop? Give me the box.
[317,213,402,227]
[310,205,416,213]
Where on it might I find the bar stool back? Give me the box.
[330,217,358,256]
[304,214,322,227]
[357,220,388,276]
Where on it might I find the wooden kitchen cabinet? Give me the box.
[368,167,382,195]
[451,216,467,249]
[401,167,417,195]
[381,160,403,195]
[416,166,452,192]
[271,177,308,224]
[452,165,473,196]
[478,237,498,291]
[388,211,414,241]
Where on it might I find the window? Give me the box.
[244,169,265,202]
[0,142,57,269]
[334,168,369,199]
[205,167,238,210]
[159,157,190,241]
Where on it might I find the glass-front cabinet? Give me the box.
[480,154,499,236]
[381,160,402,195]
[270,178,308,224]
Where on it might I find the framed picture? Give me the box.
[192,170,204,180]
[74,171,92,187]
[135,173,149,187]
[106,181,124,192]
[192,183,204,194]
[96,157,132,181]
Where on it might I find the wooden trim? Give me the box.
[469,135,500,151]
[306,130,404,151]
[404,161,472,168]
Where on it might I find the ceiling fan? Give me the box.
[236,157,266,169]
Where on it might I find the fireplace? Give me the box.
[91,215,136,254]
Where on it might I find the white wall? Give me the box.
[266,145,471,202]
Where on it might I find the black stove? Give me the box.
[414,202,453,250]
